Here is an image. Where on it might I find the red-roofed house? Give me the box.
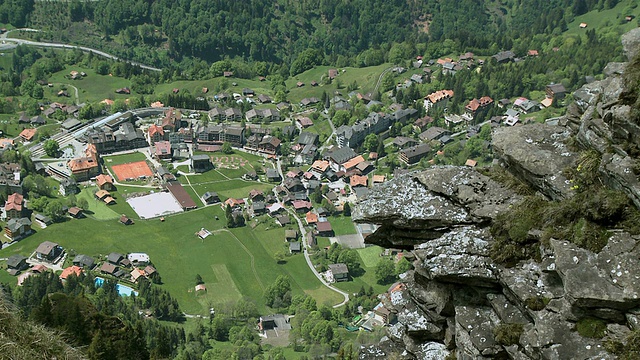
[293,200,312,213]
[223,198,245,210]
[350,175,368,188]
[60,265,83,280]
[305,212,318,225]
[528,49,539,57]
[96,174,114,191]
[5,193,24,220]
[424,90,454,110]
[148,124,165,144]
[342,155,365,172]
[19,128,37,142]
[154,141,172,160]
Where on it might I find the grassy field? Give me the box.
[156,77,274,99]
[303,116,333,141]
[285,64,392,104]
[0,205,342,313]
[565,0,640,37]
[102,152,148,166]
[329,216,357,236]
[357,246,385,268]
[47,65,133,104]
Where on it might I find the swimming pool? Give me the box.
[95,277,139,297]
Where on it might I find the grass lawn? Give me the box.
[0,204,342,314]
[357,246,385,268]
[304,116,333,141]
[189,179,273,202]
[102,152,148,166]
[564,0,640,38]
[47,65,133,104]
[329,216,357,236]
[76,187,121,220]
[155,77,273,99]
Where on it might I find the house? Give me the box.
[100,262,118,276]
[293,200,312,213]
[223,197,245,210]
[127,252,150,266]
[148,124,165,144]
[223,71,234,77]
[419,127,450,142]
[34,214,52,228]
[252,201,266,214]
[30,116,46,126]
[266,168,281,182]
[68,207,84,218]
[350,175,368,188]
[107,252,124,265]
[528,50,539,57]
[242,88,255,97]
[465,97,494,116]
[130,268,146,282]
[297,117,314,128]
[59,178,78,196]
[68,144,100,181]
[19,128,37,142]
[120,214,134,225]
[6,254,28,271]
[115,87,130,94]
[191,154,212,173]
[316,221,334,236]
[393,137,419,149]
[257,94,272,103]
[300,97,320,107]
[249,189,265,202]
[372,175,385,184]
[326,147,358,171]
[267,203,285,216]
[328,69,338,79]
[296,81,305,87]
[465,159,478,167]
[276,214,290,226]
[5,193,24,220]
[579,22,588,28]
[328,263,349,282]
[96,174,114,191]
[259,314,291,332]
[144,265,156,277]
[305,211,318,225]
[311,160,330,174]
[60,266,83,280]
[492,50,516,63]
[424,90,454,110]
[35,241,62,262]
[546,83,567,99]
[285,230,298,241]
[258,135,281,155]
[373,303,397,325]
[201,191,220,204]
[400,144,431,165]
[297,132,318,147]
[73,254,95,269]
[289,241,302,253]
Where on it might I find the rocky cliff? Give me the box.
[354,29,640,360]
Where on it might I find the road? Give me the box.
[374,66,394,94]
[0,28,161,72]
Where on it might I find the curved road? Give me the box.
[374,66,395,94]
[0,28,161,72]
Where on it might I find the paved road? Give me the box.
[0,28,161,72]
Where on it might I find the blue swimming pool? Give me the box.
[95,277,139,297]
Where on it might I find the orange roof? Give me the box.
[350,175,368,187]
[131,268,146,281]
[528,49,539,56]
[372,175,386,184]
[150,101,164,108]
[465,98,480,112]
[85,143,98,156]
[541,98,553,108]
[60,265,83,280]
[95,189,110,199]
[5,193,23,212]
[311,160,330,172]
[425,90,454,104]
[479,96,493,106]
[342,155,365,169]
[96,174,113,187]
[103,196,116,204]
[68,155,98,172]
[101,99,114,106]
[148,124,164,137]
[465,159,477,167]
[19,128,37,141]
[305,211,318,224]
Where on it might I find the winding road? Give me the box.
[0,28,161,72]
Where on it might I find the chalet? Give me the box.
[201,191,220,204]
[259,314,291,332]
[266,168,281,182]
[73,254,95,269]
[96,174,114,191]
[251,201,265,215]
[284,177,305,193]
[249,189,265,202]
[528,50,539,57]
[242,88,255,97]
[223,197,245,210]
[546,83,567,99]
[297,117,314,128]
[276,214,290,226]
[300,97,320,108]
[68,207,84,218]
[60,266,83,280]
[144,265,156,277]
[289,241,302,253]
[35,241,62,262]
[285,230,298,241]
[5,193,24,220]
[419,127,449,142]
[355,161,374,175]
[424,90,454,110]
[305,211,319,225]
[223,71,233,77]
[400,143,431,165]
[30,116,46,126]
[276,102,290,111]
[579,22,588,28]
[257,94,272,103]
[120,215,134,225]
[258,135,281,155]
[393,137,419,149]
[100,262,118,276]
[130,268,146,282]
[107,252,125,265]
[4,217,32,241]
[115,87,131,94]
[316,221,334,236]
[59,178,78,196]
[492,50,516,63]
[148,124,165,144]
[328,263,349,282]
[6,254,28,271]
[297,81,305,87]
[465,159,478,167]
[34,214,52,227]
[349,174,368,188]
[311,160,330,174]
[328,69,338,79]
[372,174,385,184]
[191,154,212,173]
[293,200,312,213]
[68,144,100,181]
[19,128,37,142]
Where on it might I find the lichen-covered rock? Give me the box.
[413,342,450,360]
[397,301,445,340]
[601,153,640,208]
[551,234,640,310]
[487,294,529,325]
[492,123,577,200]
[622,27,640,60]
[414,227,499,287]
[454,306,501,357]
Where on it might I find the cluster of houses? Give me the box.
[335,108,418,149]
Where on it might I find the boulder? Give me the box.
[622,27,640,60]
[493,123,578,200]
[454,306,501,357]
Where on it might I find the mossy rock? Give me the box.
[525,296,550,311]
[493,323,524,346]
[576,317,607,339]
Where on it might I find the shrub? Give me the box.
[525,296,550,311]
[493,323,524,346]
[576,317,607,339]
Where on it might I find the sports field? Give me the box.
[112,161,154,181]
